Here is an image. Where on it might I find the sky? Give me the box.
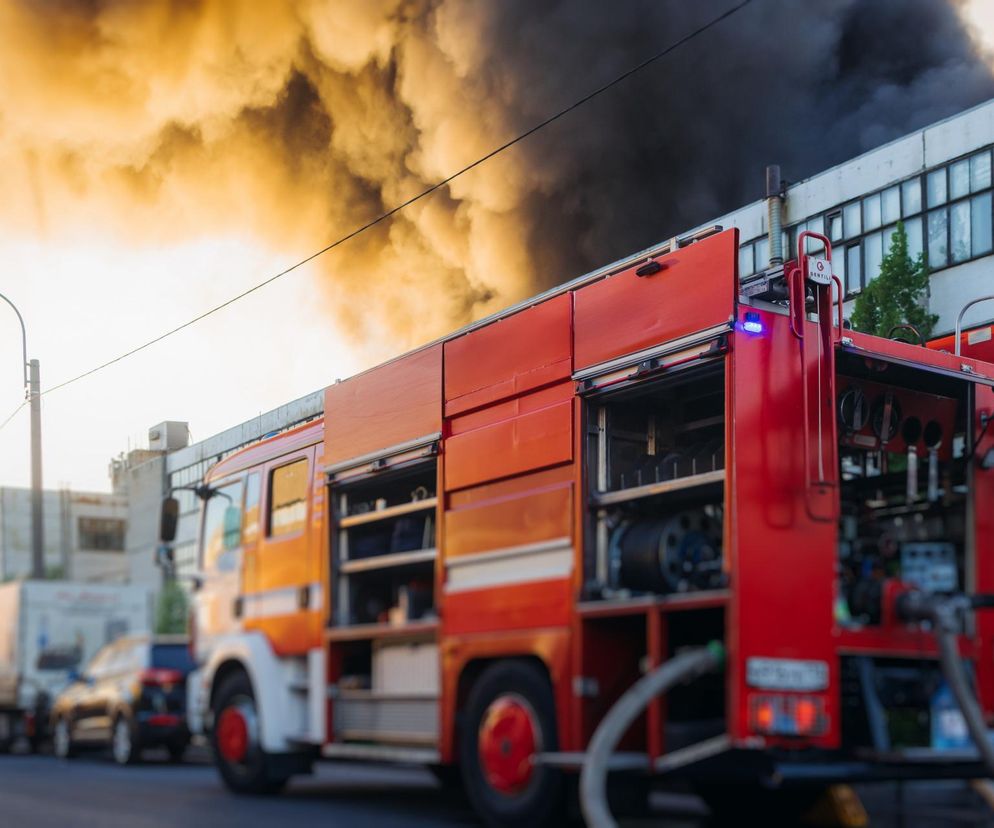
[0,230,364,491]
[0,1,992,494]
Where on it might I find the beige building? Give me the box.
[0,487,128,582]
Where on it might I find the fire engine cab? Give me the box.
[160,226,994,826]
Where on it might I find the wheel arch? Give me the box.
[452,654,555,763]
[198,631,300,753]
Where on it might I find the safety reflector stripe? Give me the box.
[241,582,323,619]
[445,538,573,593]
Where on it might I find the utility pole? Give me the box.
[29,359,43,578]
[0,293,43,578]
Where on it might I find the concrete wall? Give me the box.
[0,488,128,583]
[696,96,994,335]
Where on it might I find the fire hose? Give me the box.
[579,641,725,828]
[580,595,994,827]
[895,591,994,777]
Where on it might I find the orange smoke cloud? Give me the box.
[0,1,991,352]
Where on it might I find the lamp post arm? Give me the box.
[0,292,28,390]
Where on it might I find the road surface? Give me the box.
[1,748,993,826]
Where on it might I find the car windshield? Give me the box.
[151,644,194,673]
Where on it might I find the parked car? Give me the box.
[50,635,193,764]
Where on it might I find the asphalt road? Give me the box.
[2,748,994,827]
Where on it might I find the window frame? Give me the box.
[738,146,994,299]
[266,454,312,540]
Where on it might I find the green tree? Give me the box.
[851,221,938,340]
[155,578,189,634]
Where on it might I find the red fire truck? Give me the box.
[161,227,994,826]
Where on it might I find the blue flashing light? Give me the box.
[742,311,764,335]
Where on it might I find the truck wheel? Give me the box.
[53,717,75,760]
[112,715,140,765]
[211,671,289,795]
[460,661,564,828]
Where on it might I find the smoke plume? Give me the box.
[0,0,991,349]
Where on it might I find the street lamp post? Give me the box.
[0,293,43,579]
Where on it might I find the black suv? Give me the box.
[50,635,193,764]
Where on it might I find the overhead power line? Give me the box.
[42,0,754,397]
[0,400,26,433]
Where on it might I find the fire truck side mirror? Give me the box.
[160,496,179,543]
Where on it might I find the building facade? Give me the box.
[116,395,323,587]
[705,97,994,334]
[0,487,128,582]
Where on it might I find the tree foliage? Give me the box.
[155,578,189,635]
[850,221,937,341]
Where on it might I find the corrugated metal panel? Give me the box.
[334,696,439,744]
[373,642,439,694]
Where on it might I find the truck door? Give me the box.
[198,476,249,648]
[242,445,321,655]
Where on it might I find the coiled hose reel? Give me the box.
[609,508,724,594]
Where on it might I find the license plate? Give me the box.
[747,657,829,691]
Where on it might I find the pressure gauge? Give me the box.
[871,394,902,443]
[837,386,869,433]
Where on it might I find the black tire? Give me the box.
[111,714,141,766]
[167,741,189,763]
[697,782,826,825]
[429,763,464,791]
[52,716,75,760]
[211,671,289,795]
[459,661,565,828]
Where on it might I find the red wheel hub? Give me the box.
[478,696,539,795]
[217,706,249,763]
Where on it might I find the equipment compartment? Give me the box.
[330,461,438,628]
[585,363,727,597]
[834,354,973,628]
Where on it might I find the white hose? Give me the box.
[579,641,724,828]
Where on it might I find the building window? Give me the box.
[844,202,861,237]
[950,158,971,201]
[971,151,992,192]
[905,217,924,260]
[863,192,882,231]
[737,145,994,300]
[78,518,125,552]
[864,231,884,282]
[881,186,900,225]
[972,192,993,256]
[928,209,949,268]
[828,211,843,242]
[269,459,309,537]
[902,178,922,216]
[950,200,971,263]
[738,243,754,278]
[846,244,862,293]
[927,169,947,207]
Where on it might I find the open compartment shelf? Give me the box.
[330,459,439,630]
[585,362,727,598]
